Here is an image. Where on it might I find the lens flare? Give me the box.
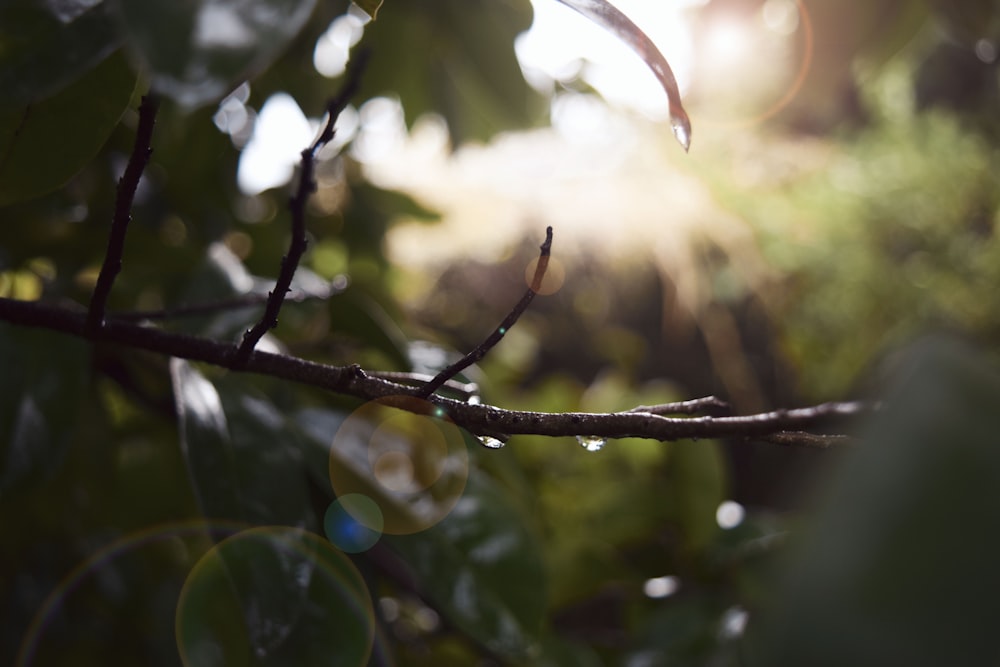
[325,494,384,553]
[15,520,245,667]
[176,527,375,666]
[328,396,469,535]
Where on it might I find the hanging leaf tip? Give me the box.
[555,0,693,150]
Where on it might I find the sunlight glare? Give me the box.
[314,12,368,78]
[705,20,751,64]
[762,0,800,35]
[237,93,317,195]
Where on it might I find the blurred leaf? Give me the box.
[663,440,727,553]
[387,465,547,658]
[329,288,410,369]
[0,326,89,493]
[0,0,122,107]
[629,596,734,667]
[927,0,1000,43]
[176,527,375,665]
[115,0,318,108]
[0,51,137,206]
[171,360,326,659]
[534,634,604,667]
[752,340,1000,666]
[361,0,542,144]
[170,358,314,527]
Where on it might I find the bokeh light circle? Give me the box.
[328,395,469,535]
[693,0,814,131]
[525,256,565,295]
[325,494,384,553]
[176,526,375,667]
[15,520,245,667]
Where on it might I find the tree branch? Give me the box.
[419,226,553,398]
[86,94,160,333]
[234,51,370,365]
[0,297,870,447]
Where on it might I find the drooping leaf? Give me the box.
[554,0,691,150]
[114,0,318,109]
[0,51,137,206]
[0,325,89,493]
[0,0,123,107]
[386,464,547,659]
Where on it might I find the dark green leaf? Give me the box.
[752,341,1000,666]
[176,527,375,665]
[362,0,543,144]
[0,325,89,492]
[115,0,318,108]
[0,51,137,206]
[0,0,122,107]
[171,361,327,660]
[170,359,314,527]
[662,440,726,553]
[328,288,410,370]
[387,463,547,658]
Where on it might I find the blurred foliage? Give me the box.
[2,0,1000,665]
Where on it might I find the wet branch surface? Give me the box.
[0,297,868,447]
[10,51,872,449]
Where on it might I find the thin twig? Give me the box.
[86,94,160,334]
[110,279,347,321]
[234,51,370,366]
[365,371,480,399]
[0,297,869,447]
[419,226,553,398]
[626,396,730,416]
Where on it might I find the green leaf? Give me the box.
[752,341,1000,666]
[362,0,543,144]
[386,464,547,658]
[171,360,329,660]
[176,527,375,665]
[0,325,89,493]
[662,440,727,553]
[0,51,137,206]
[115,0,318,108]
[328,288,410,370]
[0,0,123,107]
[170,359,314,527]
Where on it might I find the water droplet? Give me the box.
[576,435,607,452]
[478,436,506,450]
[671,117,691,152]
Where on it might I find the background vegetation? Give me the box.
[3,0,1000,665]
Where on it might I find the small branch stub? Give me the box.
[419,226,553,398]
